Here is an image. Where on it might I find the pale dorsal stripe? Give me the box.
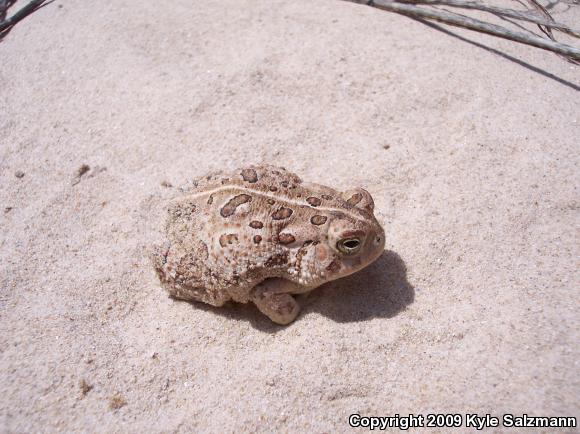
[182,185,367,222]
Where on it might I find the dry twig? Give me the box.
[342,0,580,64]
[0,0,53,42]
[398,0,580,36]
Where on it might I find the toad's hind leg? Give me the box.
[151,244,229,307]
[249,279,306,325]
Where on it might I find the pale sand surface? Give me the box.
[0,0,579,432]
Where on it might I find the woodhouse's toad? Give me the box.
[153,165,385,324]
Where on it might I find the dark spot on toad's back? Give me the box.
[221,194,252,217]
[249,220,263,229]
[207,194,214,205]
[272,207,293,220]
[347,193,362,206]
[307,197,321,207]
[241,168,258,183]
[267,199,275,205]
[310,215,327,225]
[253,235,262,244]
[269,185,278,192]
[278,233,296,244]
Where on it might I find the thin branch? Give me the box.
[342,0,580,63]
[525,0,554,38]
[0,0,53,41]
[396,0,580,36]
[495,10,545,36]
[0,1,18,21]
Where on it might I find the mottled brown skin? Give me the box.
[152,165,385,324]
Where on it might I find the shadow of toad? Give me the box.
[305,250,415,323]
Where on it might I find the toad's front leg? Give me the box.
[250,279,308,325]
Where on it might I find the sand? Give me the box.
[0,0,578,432]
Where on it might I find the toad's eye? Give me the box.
[337,238,362,255]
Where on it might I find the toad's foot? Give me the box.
[250,279,303,325]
